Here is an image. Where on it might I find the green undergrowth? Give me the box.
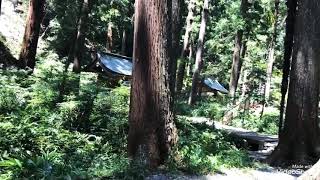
[175,96,228,121]
[0,56,134,179]
[167,116,254,175]
[0,54,257,179]
[230,108,279,135]
[175,95,279,135]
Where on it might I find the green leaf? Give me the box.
[0,158,23,169]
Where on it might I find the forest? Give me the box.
[0,0,320,179]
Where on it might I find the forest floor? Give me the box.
[189,117,278,161]
[146,116,298,180]
[190,116,297,179]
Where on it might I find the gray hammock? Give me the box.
[98,52,228,93]
[204,78,229,94]
[98,53,133,76]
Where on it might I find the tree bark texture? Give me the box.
[268,0,320,166]
[69,0,90,73]
[278,0,297,136]
[168,0,182,97]
[187,41,194,77]
[18,0,45,70]
[121,29,127,55]
[128,0,177,168]
[264,0,280,103]
[188,0,209,105]
[106,22,113,52]
[228,30,243,100]
[240,69,248,100]
[228,0,248,100]
[175,0,196,93]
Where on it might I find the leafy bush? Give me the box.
[0,88,23,113]
[231,108,279,135]
[175,97,227,121]
[257,110,279,135]
[169,117,252,174]
[0,65,131,179]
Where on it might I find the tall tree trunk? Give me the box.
[0,0,2,16]
[278,0,297,136]
[264,0,280,104]
[121,29,127,55]
[68,0,90,73]
[264,47,275,101]
[228,30,243,100]
[188,0,209,105]
[106,22,113,52]
[267,0,320,166]
[128,0,177,168]
[175,0,196,93]
[169,0,182,97]
[228,0,248,101]
[240,69,248,100]
[187,41,194,77]
[18,0,45,70]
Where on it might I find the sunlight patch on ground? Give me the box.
[0,0,26,57]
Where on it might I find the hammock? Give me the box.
[204,78,228,94]
[98,52,133,76]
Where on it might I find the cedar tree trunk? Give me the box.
[187,41,194,77]
[69,0,90,73]
[188,0,209,105]
[106,22,113,52]
[168,0,182,97]
[128,0,177,168]
[18,0,45,70]
[175,0,196,93]
[264,0,280,103]
[240,69,248,100]
[278,0,297,134]
[121,29,127,55]
[267,0,320,166]
[229,31,243,100]
[228,0,248,101]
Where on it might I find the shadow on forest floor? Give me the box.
[0,34,17,68]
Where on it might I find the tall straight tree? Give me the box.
[228,0,248,100]
[128,0,177,168]
[169,0,182,97]
[278,0,297,135]
[121,29,127,55]
[268,0,320,166]
[264,0,280,103]
[68,0,90,73]
[187,40,194,76]
[176,0,196,93]
[106,22,113,52]
[18,0,45,69]
[188,0,209,105]
[0,0,2,16]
